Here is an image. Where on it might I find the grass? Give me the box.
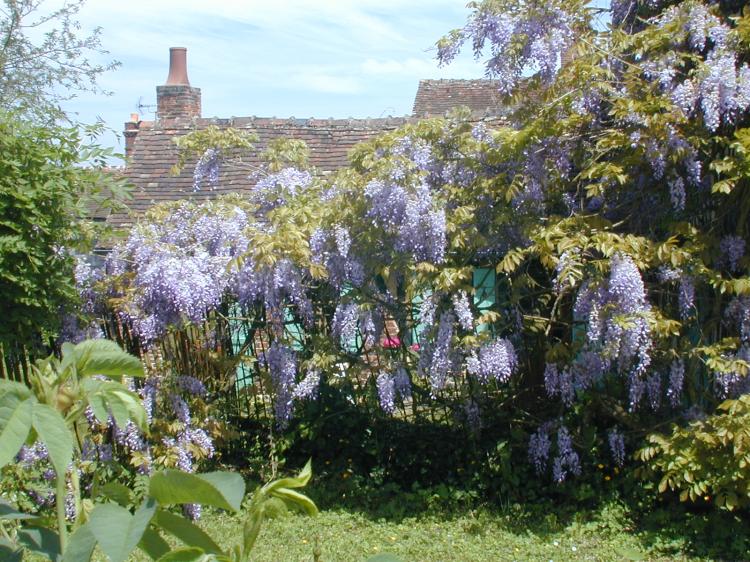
[203,507,659,562]
[103,497,744,562]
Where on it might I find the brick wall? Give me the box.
[156,85,201,120]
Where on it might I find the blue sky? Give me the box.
[62,1,490,155]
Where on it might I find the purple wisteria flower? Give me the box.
[393,366,412,400]
[726,296,750,344]
[667,358,684,407]
[376,371,396,414]
[552,425,581,483]
[418,312,455,394]
[466,338,517,384]
[544,363,574,406]
[251,167,312,210]
[438,3,578,95]
[646,373,662,410]
[529,423,552,475]
[678,275,695,320]
[364,178,447,264]
[309,226,365,290]
[236,257,314,329]
[263,342,297,426]
[292,369,321,401]
[452,291,474,331]
[177,375,207,397]
[720,235,745,272]
[193,148,220,191]
[608,429,626,467]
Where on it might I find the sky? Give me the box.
[59,1,490,155]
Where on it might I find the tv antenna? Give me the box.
[135,96,157,116]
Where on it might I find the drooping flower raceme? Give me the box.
[467,338,518,384]
[263,342,298,427]
[575,254,653,411]
[364,178,447,264]
[251,167,312,211]
[193,148,220,191]
[437,1,580,95]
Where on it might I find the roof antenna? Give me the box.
[135,96,157,117]
[379,106,396,117]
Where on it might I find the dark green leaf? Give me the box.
[97,482,133,507]
[88,499,156,562]
[32,403,72,477]
[0,499,36,520]
[61,524,96,562]
[137,527,171,561]
[0,540,23,562]
[0,394,32,469]
[149,471,244,512]
[17,527,61,562]
[153,509,223,554]
[71,340,144,379]
[155,547,207,562]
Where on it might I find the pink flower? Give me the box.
[382,337,401,349]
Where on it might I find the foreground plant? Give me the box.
[0,339,318,561]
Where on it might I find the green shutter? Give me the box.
[411,289,433,343]
[284,307,305,352]
[228,303,254,389]
[473,268,496,334]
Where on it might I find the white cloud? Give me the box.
[361,57,437,76]
[45,0,487,148]
[295,71,363,94]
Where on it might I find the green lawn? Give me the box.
[112,501,735,562]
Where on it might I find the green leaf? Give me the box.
[149,471,245,512]
[0,499,36,520]
[137,527,171,561]
[0,542,23,562]
[0,380,31,400]
[32,403,72,477]
[242,506,263,555]
[87,393,109,424]
[155,547,208,562]
[262,460,312,494]
[97,482,133,507]
[71,339,145,379]
[88,499,157,562]
[153,509,223,554]
[0,394,32,469]
[17,527,61,562]
[270,487,318,516]
[61,524,97,562]
[82,379,147,430]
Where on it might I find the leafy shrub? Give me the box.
[637,395,750,510]
[0,115,127,348]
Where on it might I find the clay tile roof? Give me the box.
[412,79,505,118]
[112,78,509,230]
[109,116,411,228]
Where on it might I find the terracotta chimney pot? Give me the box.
[165,47,190,86]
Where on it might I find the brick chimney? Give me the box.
[156,47,201,120]
[123,113,140,158]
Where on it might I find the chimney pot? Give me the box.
[165,47,190,86]
[157,47,201,120]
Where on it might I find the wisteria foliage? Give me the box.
[87,0,750,486]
